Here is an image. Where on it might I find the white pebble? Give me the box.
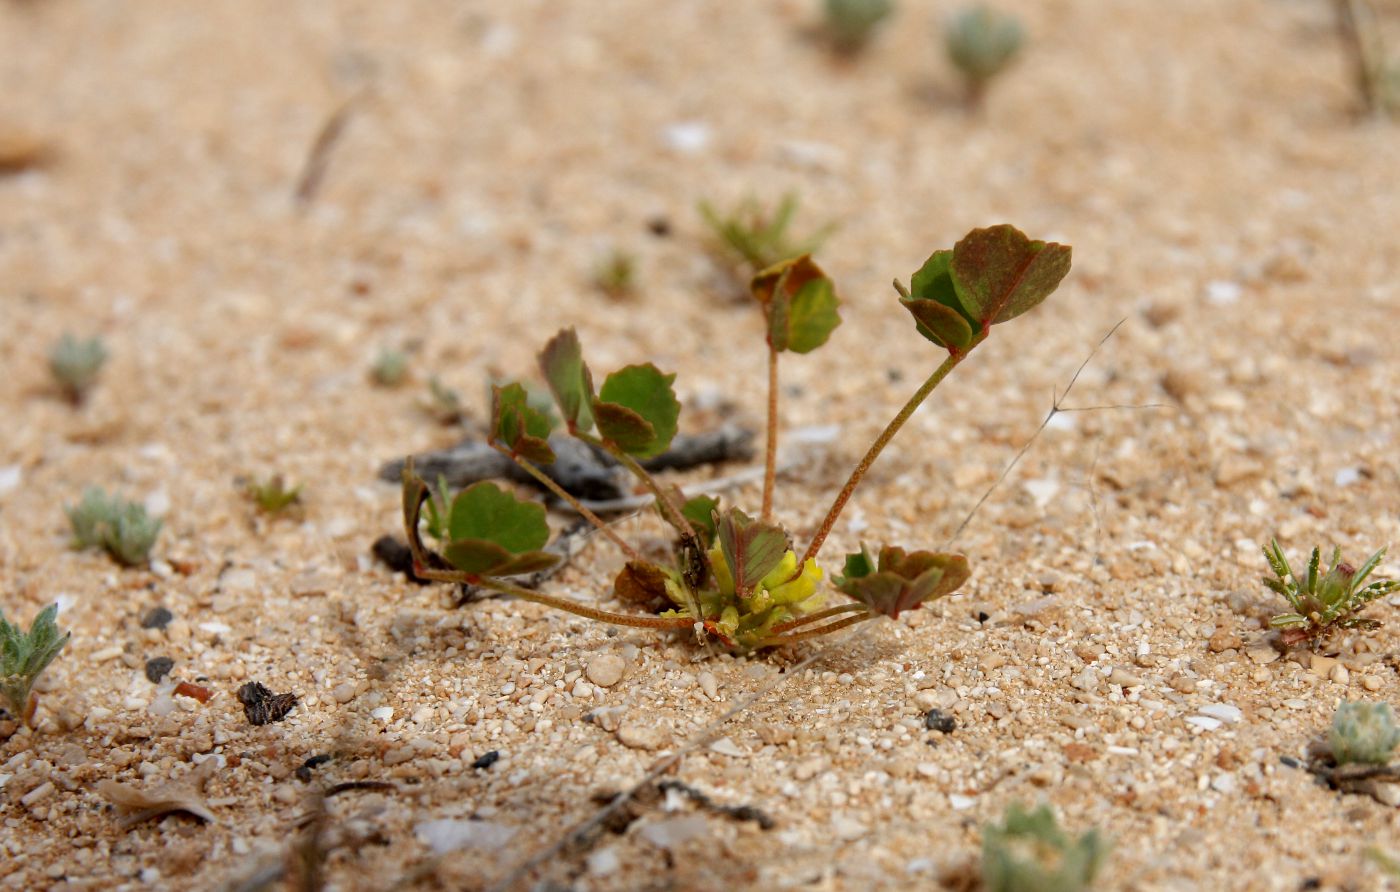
[586,654,626,688]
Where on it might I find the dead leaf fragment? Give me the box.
[97,761,218,828]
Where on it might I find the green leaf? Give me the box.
[949,224,1071,328]
[716,507,789,597]
[681,494,720,546]
[751,255,841,354]
[594,364,680,459]
[442,539,515,575]
[837,546,878,583]
[490,382,557,464]
[538,328,595,432]
[900,250,976,349]
[447,482,550,555]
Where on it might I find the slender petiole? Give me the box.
[474,577,696,630]
[768,602,869,634]
[756,611,876,647]
[802,346,973,564]
[761,346,779,521]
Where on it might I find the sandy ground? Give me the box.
[3,0,1400,889]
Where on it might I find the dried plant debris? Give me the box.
[657,780,775,830]
[97,760,219,828]
[379,424,755,502]
[237,681,299,725]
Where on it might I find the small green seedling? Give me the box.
[944,5,1024,112]
[401,224,1070,651]
[371,348,410,387]
[1331,701,1400,766]
[594,248,638,300]
[699,194,835,275]
[66,487,162,566]
[420,376,466,424]
[246,474,303,515]
[48,333,108,404]
[0,604,70,727]
[981,803,1106,892]
[822,0,895,54]
[1262,539,1398,647]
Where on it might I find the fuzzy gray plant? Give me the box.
[1,604,71,727]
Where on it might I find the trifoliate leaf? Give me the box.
[715,507,789,597]
[447,482,550,554]
[949,224,1071,328]
[490,382,557,465]
[837,545,878,583]
[902,250,976,349]
[594,364,680,459]
[751,255,841,354]
[834,546,970,618]
[538,328,595,432]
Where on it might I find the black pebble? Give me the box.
[140,606,174,629]
[372,535,430,585]
[295,753,333,782]
[471,750,500,770]
[646,216,672,237]
[924,708,957,734]
[145,656,175,684]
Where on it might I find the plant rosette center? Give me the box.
[662,547,825,649]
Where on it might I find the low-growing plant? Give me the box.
[371,347,410,388]
[944,4,1024,112]
[401,224,1071,651]
[699,193,835,275]
[1333,0,1400,118]
[822,0,895,54]
[48,333,108,404]
[1262,539,1398,647]
[1331,701,1400,766]
[0,603,71,727]
[981,802,1106,892]
[420,375,466,424]
[246,474,303,515]
[593,248,638,301]
[65,486,162,566]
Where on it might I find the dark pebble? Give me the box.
[295,753,333,782]
[1279,755,1304,770]
[145,656,175,684]
[471,750,500,770]
[924,708,957,734]
[140,606,174,629]
[372,535,429,585]
[646,215,672,237]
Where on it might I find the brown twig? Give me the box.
[294,95,361,207]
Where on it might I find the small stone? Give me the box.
[332,683,358,704]
[1215,457,1262,488]
[1198,703,1243,723]
[1167,674,1197,694]
[471,750,500,770]
[371,706,394,722]
[587,847,620,877]
[571,680,593,699]
[639,815,709,849]
[924,709,957,734]
[617,717,669,750]
[1186,715,1223,731]
[144,657,174,684]
[1246,642,1280,665]
[915,762,939,778]
[415,818,517,855]
[1071,667,1100,692]
[1210,773,1237,794]
[1309,654,1339,678]
[832,815,868,841]
[697,671,718,700]
[383,747,414,766]
[1329,664,1350,686]
[585,654,626,689]
[1208,629,1242,653]
[1107,668,1144,688]
[140,607,173,630]
[1362,676,1383,692]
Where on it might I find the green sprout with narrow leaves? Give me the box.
[1262,539,1398,647]
[48,333,109,405]
[822,0,895,54]
[982,802,1106,892]
[1,604,71,727]
[945,5,1025,112]
[401,224,1071,651]
[593,248,639,301]
[246,474,304,515]
[699,193,835,275]
[66,486,162,567]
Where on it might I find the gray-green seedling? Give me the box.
[822,0,895,54]
[699,193,835,275]
[66,487,162,566]
[593,248,638,300]
[982,802,1106,892]
[1331,701,1400,766]
[1262,539,1398,647]
[246,474,303,515]
[0,604,70,727]
[48,333,108,405]
[401,224,1071,652]
[945,5,1024,112]
[371,347,410,388]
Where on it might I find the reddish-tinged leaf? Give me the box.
[752,255,841,354]
[490,382,556,465]
[835,546,970,618]
[594,364,680,459]
[614,560,672,606]
[447,482,550,554]
[716,508,789,597]
[950,224,1071,328]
